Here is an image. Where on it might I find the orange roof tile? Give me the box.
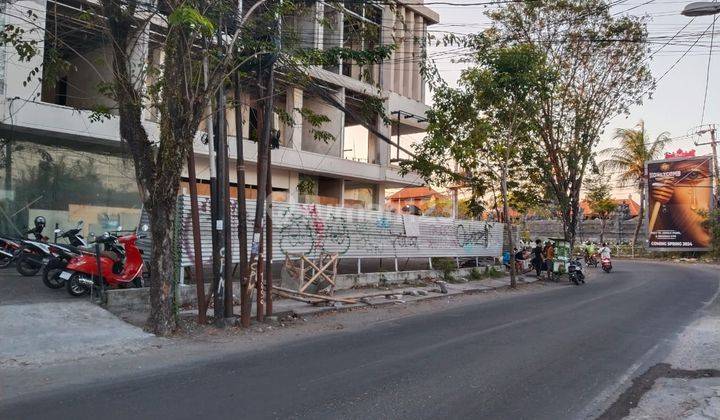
[387,186,445,201]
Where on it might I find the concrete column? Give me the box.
[339,179,346,207]
[412,19,423,102]
[404,10,415,99]
[374,183,386,210]
[451,188,459,219]
[394,7,405,94]
[315,1,324,50]
[2,0,47,104]
[421,23,427,103]
[337,87,346,157]
[285,87,303,150]
[381,6,396,92]
[375,112,390,167]
[130,24,151,123]
[379,6,396,90]
[288,171,300,203]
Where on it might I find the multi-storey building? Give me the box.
[0,0,437,234]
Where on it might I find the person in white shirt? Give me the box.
[599,243,611,259]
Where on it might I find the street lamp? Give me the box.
[681,2,720,16]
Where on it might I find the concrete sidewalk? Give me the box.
[0,301,158,367]
[619,288,720,419]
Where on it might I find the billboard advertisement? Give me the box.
[646,156,714,251]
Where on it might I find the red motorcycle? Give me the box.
[601,257,612,273]
[61,228,146,297]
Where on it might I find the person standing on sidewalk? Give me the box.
[531,239,544,277]
[544,242,556,281]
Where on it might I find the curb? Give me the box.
[283,276,549,319]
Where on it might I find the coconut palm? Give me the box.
[598,121,671,257]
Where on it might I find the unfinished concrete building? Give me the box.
[0,0,438,233]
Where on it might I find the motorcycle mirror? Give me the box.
[117,226,123,232]
[53,228,61,234]
[141,224,149,232]
[77,220,84,227]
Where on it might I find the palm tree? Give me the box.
[598,121,671,257]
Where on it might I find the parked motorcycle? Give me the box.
[601,257,613,273]
[15,216,51,276]
[62,226,147,297]
[42,221,90,289]
[0,235,23,268]
[567,257,585,285]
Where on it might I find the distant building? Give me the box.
[385,187,449,215]
[579,198,640,220]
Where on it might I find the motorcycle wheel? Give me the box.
[16,254,42,276]
[0,255,12,268]
[65,273,89,297]
[602,266,611,273]
[42,259,66,289]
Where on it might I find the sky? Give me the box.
[426,0,719,199]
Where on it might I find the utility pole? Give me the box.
[234,75,251,327]
[695,125,719,196]
[202,45,222,323]
[234,0,250,327]
[218,17,234,321]
[265,11,282,318]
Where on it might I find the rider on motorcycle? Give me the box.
[583,241,596,259]
[599,243,611,260]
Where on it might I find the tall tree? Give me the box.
[584,173,616,243]
[487,0,654,247]
[599,121,670,256]
[406,36,551,287]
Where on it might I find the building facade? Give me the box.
[0,0,437,235]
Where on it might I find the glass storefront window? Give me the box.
[0,134,142,239]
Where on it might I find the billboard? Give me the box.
[646,156,714,251]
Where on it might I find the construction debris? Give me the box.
[272,286,357,305]
[281,253,339,295]
[436,281,449,294]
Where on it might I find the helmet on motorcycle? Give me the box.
[34,216,46,230]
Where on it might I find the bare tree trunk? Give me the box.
[600,218,606,243]
[147,199,178,335]
[501,154,517,288]
[187,151,206,324]
[247,63,274,322]
[632,181,645,259]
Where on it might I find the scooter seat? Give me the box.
[55,244,91,256]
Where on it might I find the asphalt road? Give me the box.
[0,268,75,305]
[1,261,718,420]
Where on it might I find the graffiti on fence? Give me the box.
[173,195,503,265]
[455,223,491,251]
[278,204,351,255]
